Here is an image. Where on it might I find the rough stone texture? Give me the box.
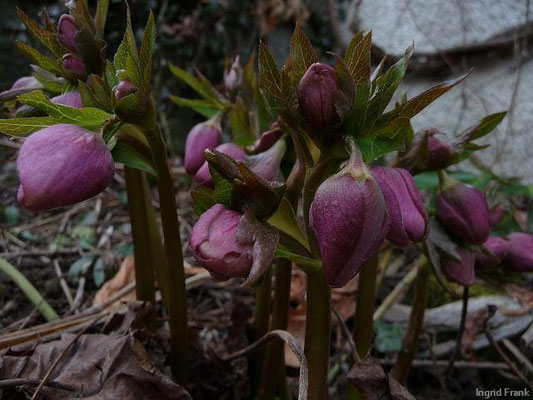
[357,0,532,57]
[352,0,533,183]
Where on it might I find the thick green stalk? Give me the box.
[346,254,379,400]
[145,124,188,386]
[390,256,430,383]
[0,257,58,321]
[258,259,292,400]
[124,168,156,312]
[252,268,272,387]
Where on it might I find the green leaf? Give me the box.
[17,8,64,58]
[268,198,310,251]
[32,66,65,94]
[169,64,223,106]
[229,98,256,145]
[93,257,106,287]
[0,116,61,137]
[111,141,156,176]
[258,41,283,108]
[345,31,372,86]
[68,256,94,284]
[275,248,321,272]
[461,111,507,141]
[139,11,156,88]
[86,75,112,111]
[288,24,318,83]
[374,321,405,353]
[191,186,217,214]
[357,136,404,162]
[94,0,110,38]
[169,96,219,118]
[18,90,112,129]
[15,42,62,76]
[399,73,467,118]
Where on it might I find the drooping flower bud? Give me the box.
[309,144,389,287]
[297,63,339,132]
[51,90,82,108]
[190,204,253,280]
[11,76,42,91]
[62,54,86,79]
[57,14,79,53]
[371,166,429,247]
[224,56,242,94]
[246,140,286,182]
[17,124,115,211]
[250,123,283,153]
[475,236,510,268]
[504,233,533,272]
[426,131,451,170]
[442,248,475,286]
[184,117,222,174]
[195,143,246,187]
[436,173,490,245]
[113,80,138,101]
[489,202,506,227]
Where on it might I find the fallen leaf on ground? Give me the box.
[0,332,191,400]
[92,256,136,309]
[461,307,489,357]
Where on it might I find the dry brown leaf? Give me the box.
[461,307,489,357]
[0,332,191,400]
[92,256,136,310]
[502,284,533,316]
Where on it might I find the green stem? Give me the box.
[252,268,272,387]
[258,259,292,400]
[0,257,58,321]
[124,167,156,324]
[390,256,430,383]
[145,124,188,386]
[346,254,379,400]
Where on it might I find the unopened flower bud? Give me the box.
[475,236,510,268]
[113,80,138,101]
[489,202,506,227]
[224,56,242,94]
[371,166,429,247]
[51,90,82,108]
[310,145,389,287]
[17,124,115,211]
[62,54,86,79]
[251,123,283,153]
[190,204,253,280]
[195,143,246,187]
[246,140,286,182]
[504,233,533,272]
[297,63,339,131]
[426,131,451,170]
[436,173,490,245]
[443,248,475,286]
[184,117,222,174]
[57,14,79,53]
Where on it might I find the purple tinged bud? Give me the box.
[297,63,339,131]
[11,76,41,91]
[62,54,86,78]
[426,134,451,170]
[58,14,79,53]
[371,166,429,247]
[309,147,389,287]
[224,56,242,94]
[436,175,490,245]
[16,124,115,211]
[489,202,506,227]
[246,140,286,182]
[475,236,510,268]
[504,233,533,272]
[113,80,138,101]
[443,248,475,286]
[251,124,283,153]
[195,143,246,187]
[184,118,222,174]
[190,204,253,280]
[50,90,83,108]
